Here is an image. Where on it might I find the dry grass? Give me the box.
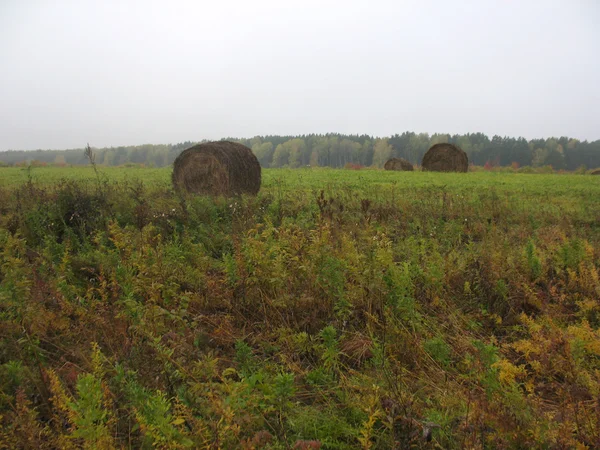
[172,141,261,195]
[422,143,468,172]
[384,158,414,171]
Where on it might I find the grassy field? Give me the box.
[3,164,600,195]
[1,166,600,448]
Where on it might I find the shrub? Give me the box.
[517,165,535,173]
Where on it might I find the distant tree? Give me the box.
[1,132,599,170]
[129,148,145,164]
[409,133,430,164]
[338,139,361,165]
[545,149,566,170]
[103,150,116,166]
[372,138,393,167]
[328,136,341,167]
[430,133,449,145]
[287,138,306,168]
[248,136,262,149]
[252,142,274,167]
[271,144,290,167]
[359,140,374,166]
[312,137,331,166]
[389,132,413,160]
[113,147,128,165]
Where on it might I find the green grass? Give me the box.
[1,166,600,449]
[0,165,171,187]
[3,164,600,194]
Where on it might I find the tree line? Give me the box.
[1,132,599,170]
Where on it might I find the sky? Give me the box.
[0,0,598,151]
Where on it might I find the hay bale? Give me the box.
[384,158,414,171]
[590,169,600,175]
[422,143,468,173]
[172,141,261,196]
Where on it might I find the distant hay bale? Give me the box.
[172,141,261,196]
[590,169,600,175]
[384,158,414,171]
[422,143,468,173]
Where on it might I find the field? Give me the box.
[1,166,600,449]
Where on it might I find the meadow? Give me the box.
[1,166,600,449]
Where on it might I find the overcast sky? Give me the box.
[0,0,598,150]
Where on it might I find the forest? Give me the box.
[1,132,600,170]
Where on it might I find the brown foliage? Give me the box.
[172,141,261,196]
[422,143,468,172]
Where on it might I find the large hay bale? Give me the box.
[590,169,600,175]
[422,143,468,173]
[384,158,414,171]
[172,141,261,195]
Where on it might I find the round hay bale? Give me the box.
[590,169,600,175]
[384,158,414,171]
[172,141,261,196]
[422,143,468,173]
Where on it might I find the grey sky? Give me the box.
[1,0,598,150]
